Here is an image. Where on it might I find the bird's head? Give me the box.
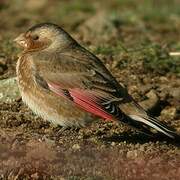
[14,23,74,53]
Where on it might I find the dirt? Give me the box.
[0,0,180,179]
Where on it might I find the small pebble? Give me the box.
[111,142,116,146]
[72,144,80,150]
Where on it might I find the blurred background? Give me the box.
[0,0,180,179]
[0,0,180,76]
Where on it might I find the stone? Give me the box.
[79,11,118,43]
[161,107,177,120]
[169,87,180,99]
[0,77,20,103]
[139,90,159,112]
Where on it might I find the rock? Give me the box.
[139,90,159,112]
[158,85,169,101]
[79,11,118,43]
[161,107,177,120]
[111,142,116,146]
[0,77,20,103]
[139,84,153,94]
[159,76,169,83]
[169,87,180,99]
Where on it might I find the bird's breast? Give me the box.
[16,55,35,92]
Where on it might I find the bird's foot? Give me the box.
[56,126,69,136]
[56,126,80,136]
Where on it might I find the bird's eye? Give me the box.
[32,35,39,41]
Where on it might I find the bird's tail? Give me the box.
[120,113,180,140]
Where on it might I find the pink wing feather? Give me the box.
[48,82,114,120]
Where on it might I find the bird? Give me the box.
[14,22,179,140]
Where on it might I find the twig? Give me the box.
[169,52,180,56]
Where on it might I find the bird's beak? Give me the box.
[14,33,28,49]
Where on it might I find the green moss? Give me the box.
[0,38,19,56]
[94,43,180,76]
[94,46,114,55]
[55,0,95,18]
[142,45,180,75]
[114,0,180,23]
[94,41,129,55]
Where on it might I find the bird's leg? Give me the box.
[57,126,80,136]
[71,126,80,132]
[57,126,69,135]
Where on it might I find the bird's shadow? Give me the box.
[101,132,180,146]
[54,125,180,147]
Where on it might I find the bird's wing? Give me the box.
[32,49,136,120]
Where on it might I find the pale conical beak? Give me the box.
[14,33,28,48]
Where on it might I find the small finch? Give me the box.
[14,23,179,140]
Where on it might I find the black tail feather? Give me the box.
[119,113,180,141]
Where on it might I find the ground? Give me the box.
[0,0,180,179]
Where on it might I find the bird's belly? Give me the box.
[21,90,92,127]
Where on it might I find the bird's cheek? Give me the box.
[27,41,44,50]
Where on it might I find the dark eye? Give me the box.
[32,35,39,41]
